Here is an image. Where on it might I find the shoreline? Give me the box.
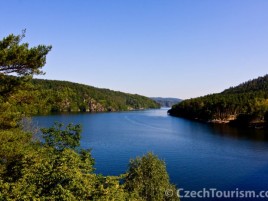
[168,113,268,130]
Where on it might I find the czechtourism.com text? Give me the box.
[165,188,268,199]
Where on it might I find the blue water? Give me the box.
[33,108,268,200]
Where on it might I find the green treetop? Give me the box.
[0,29,52,76]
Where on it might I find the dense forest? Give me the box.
[31,79,160,113]
[168,75,268,128]
[0,32,179,200]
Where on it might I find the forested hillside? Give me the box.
[30,79,160,113]
[168,75,268,128]
[151,97,182,107]
[223,75,268,94]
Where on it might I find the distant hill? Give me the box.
[30,79,160,113]
[168,75,268,128]
[150,97,182,107]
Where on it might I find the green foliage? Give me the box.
[0,128,179,200]
[169,75,268,127]
[30,79,160,113]
[0,76,39,129]
[0,29,52,76]
[0,74,30,96]
[41,122,82,151]
[0,129,32,173]
[223,75,268,94]
[0,31,51,129]
[0,125,95,200]
[0,141,97,200]
[92,175,130,201]
[124,152,179,201]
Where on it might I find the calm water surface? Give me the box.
[33,108,268,200]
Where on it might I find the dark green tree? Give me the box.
[124,152,179,201]
[0,31,51,129]
[0,29,52,76]
[41,122,82,151]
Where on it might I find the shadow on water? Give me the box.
[168,113,268,142]
[207,123,268,142]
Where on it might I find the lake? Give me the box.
[33,108,268,200]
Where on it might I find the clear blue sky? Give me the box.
[1,0,268,99]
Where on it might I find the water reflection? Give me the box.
[208,123,268,141]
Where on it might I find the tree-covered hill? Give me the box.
[222,75,268,94]
[150,97,182,107]
[31,78,160,113]
[168,75,268,128]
